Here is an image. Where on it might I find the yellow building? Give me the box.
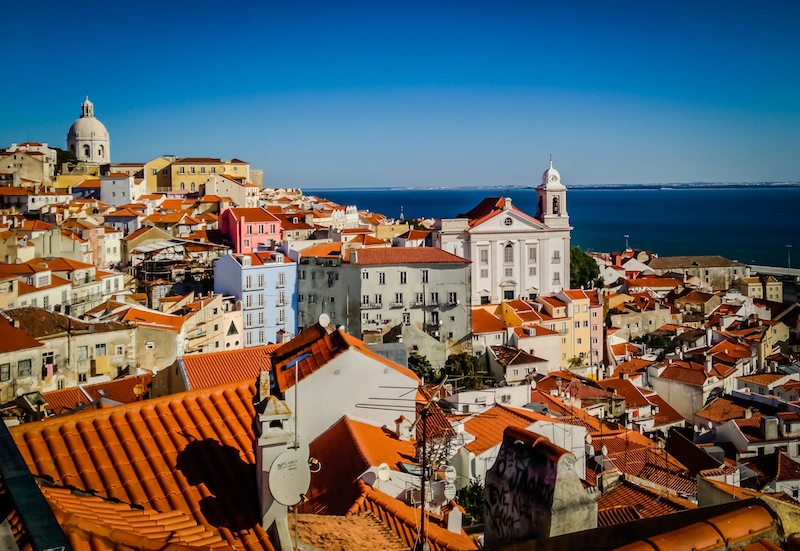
[144,157,173,192]
[557,289,592,365]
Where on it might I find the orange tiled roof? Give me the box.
[42,386,90,415]
[10,379,276,550]
[271,326,419,393]
[0,317,44,353]
[180,345,279,390]
[42,484,226,549]
[83,374,154,404]
[120,307,187,332]
[302,416,416,515]
[597,480,694,527]
[462,404,550,456]
[471,308,507,334]
[349,481,478,551]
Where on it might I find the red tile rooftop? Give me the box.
[352,247,469,265]
[180,345,279,391]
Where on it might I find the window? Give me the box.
[421,270,429,283]
[0,364,9,382]
[480,269,489,278]
[78,373,87,383]
[575,321,580,328]
[528,267,537,276]
[257,293,264,307]
[553,272,561,285]
[95,343,107,356]
[245,276,252,289]
[415,292,424,304]
[277,272,286,287]
[258,224,264,234]
[504,244,513,263]
[374,294,382,306]
[257,274,265,288]
[18,359,32,377]
[151,168,157,175]
[505,268,513,277]
[362,295,370,306]
[278,291,286,305]
[362,271,369,280]
[299,294,305,302]
[504,217,513,226]
[362,312,369,322]
[115,345,124,356]
[246,332,253,346]
[179,166,186,174]
[400,271,407,284]
[577,338,582,345]
[83,144,90,157]
[309,294,316,303]
[43,296,49,308]
[430,312,439,325]
[528,247,537,262]
[257,311,265,325]
[146,341,156,350]
[403,312,410,325]
[191,183,196,191]
[378,272,386,285]
[245,313,253,327]
[395,293,403,305]
[479,249,489,265]
[583,320,589,327]
[200,167,206,174]
[77,346,88,360]
[431,292,439,304]
[245,294,253,308]
[503,290,514,300]
[552,250,561,263]
[448,292,457,304]
[278,309,286,324]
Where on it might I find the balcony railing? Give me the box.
[390,301,404,309]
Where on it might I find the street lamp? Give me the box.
[624,234,630,250]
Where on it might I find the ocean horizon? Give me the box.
[306,183,800,268]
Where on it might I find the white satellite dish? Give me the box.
[443,483,457,501]
[377,463,391,482]
[318,313,330,327]
[268,448,311,506]
[444,465,457,483]
[530,380,537,390]
[585,434,593,445]
[601,445,608,457]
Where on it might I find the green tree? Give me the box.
[570,246,602,289]
[408,352,437,383]
[456,480,485,525]
[444,353,483,390]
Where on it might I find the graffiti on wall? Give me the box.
[484,431,559,545]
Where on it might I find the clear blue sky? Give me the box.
[3,1,799,188]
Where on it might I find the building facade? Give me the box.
[67,98,110,165]
[433,161,572,304]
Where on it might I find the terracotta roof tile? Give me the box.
[471,308,507,334]
[462,404,552,456]
[180,345,279,390]
[10,379,275,550]
[0,316,44,353]
[597,480,694,526]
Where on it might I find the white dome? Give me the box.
[67,116,109,141]
[540,159,565,189]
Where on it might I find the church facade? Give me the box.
[433,161,572,304]
[67,97,110,165]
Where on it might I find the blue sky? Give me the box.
[3,1,799,188]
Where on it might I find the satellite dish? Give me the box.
[133,383,145,397]
[585,434,593,445]
[444,465,457,483]
[268,448,311,506]
[377,463,391,482]
[318,313,330,327]
[601,445,608,457]
[530,380,537,390]
[443,483,457,501]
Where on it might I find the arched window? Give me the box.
[83,144,90,158]
[180,182,185,190]
[98,145,105,157]
[190,183,196,191]
[504,244,514,264]
[553,196,560,215]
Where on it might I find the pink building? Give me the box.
[219,207,282,254]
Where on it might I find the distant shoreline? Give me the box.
[304,181,800,192]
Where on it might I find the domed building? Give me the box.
[67,97,110,164]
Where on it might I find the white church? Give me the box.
[433,161,572,304]
[67,97,110,165]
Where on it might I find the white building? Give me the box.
[100,173,145,207]
[67,97,110,164]
[433,161,572,304]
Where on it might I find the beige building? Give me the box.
[647,255,749,292]
[0,142,58,183]
[735,276,783,303]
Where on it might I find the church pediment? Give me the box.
[468,209,546,233]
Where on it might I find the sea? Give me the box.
[306,183,800,268]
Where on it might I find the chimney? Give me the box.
[252,372,307,551]
[443,501,463,534]
[705,356,713,374]
[760,416,779,441]
[395,415,413,441]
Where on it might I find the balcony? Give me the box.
[390,301,404,309]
